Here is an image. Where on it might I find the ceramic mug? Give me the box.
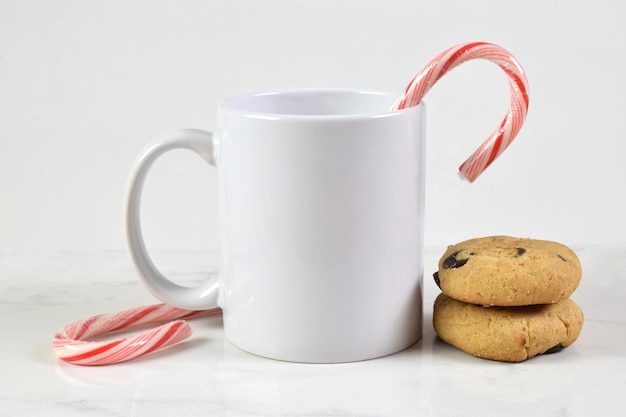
[126,89,426,363]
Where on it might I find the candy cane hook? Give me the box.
[391,42,529,182]
[53,304,221,365]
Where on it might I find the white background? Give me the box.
[1,0,624,253]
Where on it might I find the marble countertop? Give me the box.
[1,245,624,416]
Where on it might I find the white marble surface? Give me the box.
[1,245,624,416]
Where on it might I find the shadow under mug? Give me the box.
[126,89,426,363]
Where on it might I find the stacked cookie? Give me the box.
[432,236,584,362]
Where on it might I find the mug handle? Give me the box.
[126,129,219,310]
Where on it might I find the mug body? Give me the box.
[216,90,425,362]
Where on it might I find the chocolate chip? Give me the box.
[433,272,441,289]
[557,254,567,262]
[515,247,526,257]
[442,251,470,269]
[544,343,565,354]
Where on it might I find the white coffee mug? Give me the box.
[126,89,426,363]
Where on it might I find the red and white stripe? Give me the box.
[391,42,529,182]
[53,304,221,365]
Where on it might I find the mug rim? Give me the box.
[219,88,424,120]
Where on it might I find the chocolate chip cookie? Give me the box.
[433,293,584,362]
[434,236,582,306]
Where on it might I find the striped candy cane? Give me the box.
[391,42,529,182]
[53,304,221,365]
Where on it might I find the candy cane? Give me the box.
[53,304,221,365]
[391,42,529,182]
